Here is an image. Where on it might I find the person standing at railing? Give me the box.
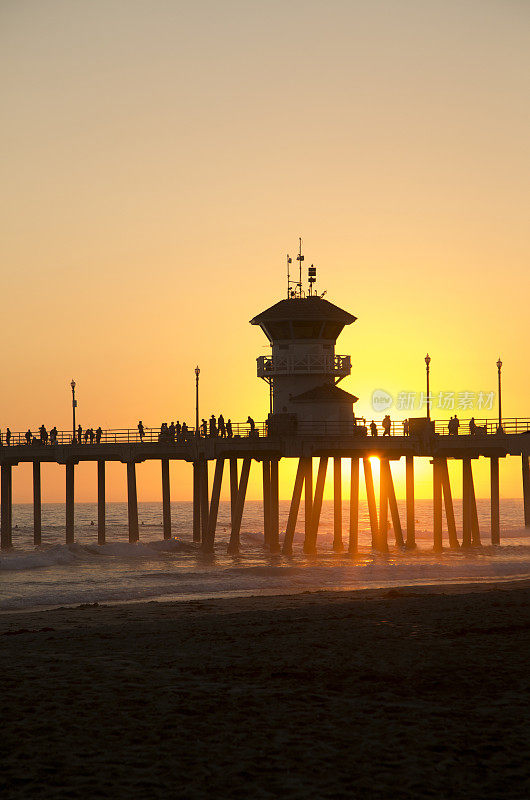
[25,429,32,445]
[138,420,145,441]
[226,419,233,438]
[201,419,207,437]
[96,426,102,444]
[181,422,188,439]
[218,414,226,438]
[39,425,48,444]
[5,428,10,446]
[209,415,217,437]
[175,421,181,440]
[382,415,391,436]
[89,428,95,444]
[50,426,57,444]
[247,416,256,436]
[169,421,176,442]
[403,419,409,436]
[370,420,378,437]
[77,424,82,443]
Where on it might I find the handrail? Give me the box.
[0,417,528,447]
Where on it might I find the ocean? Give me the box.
[1,499,529,612]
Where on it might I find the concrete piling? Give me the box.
[33,461,41,546]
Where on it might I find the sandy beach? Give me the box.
[2,581,530,799]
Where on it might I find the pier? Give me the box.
[1,418,529,553]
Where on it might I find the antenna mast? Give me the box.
[286,254,292,298]
[296,237,304,298]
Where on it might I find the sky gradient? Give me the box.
[1,0,529,502]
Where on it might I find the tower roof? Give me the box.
[250,296,356,326]
[291,383,359,404]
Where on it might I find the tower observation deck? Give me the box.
[251,291,358,423]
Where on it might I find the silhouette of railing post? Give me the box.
[33,461,41,546]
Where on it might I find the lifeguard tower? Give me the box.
[250,241,358,425]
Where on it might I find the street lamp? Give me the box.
[497,358,503,432]
[425,354,431,421]
[195,366,200,436]
[70,379,77,440]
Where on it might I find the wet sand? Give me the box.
[3,581,530,799]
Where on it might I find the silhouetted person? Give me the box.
[96,426,102,444]
[5,428,11,446]
[226,419,233,438]
[218,414,226,437]
[247,416,255,435]
[25,429,32,445]
[169,421,176,442]
[176,421,182,440]
[469,417,477,435]
[453,415,460,435]
[403,419,409,436]
[89,428,95,444]
[84,429,89,444]
[138,420,145,441]
[209,415,217,437]
[370,420,378,437]
[181,422,188,439]
[201,419,207,437]
[77,424,82,443]
[382,415,391,436]
[50,426,58,444]
[39,425,47,444]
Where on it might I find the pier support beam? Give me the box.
[490,457,500,545]
[262,459,271,548]
[203,458,224,553]
[363,458,378,548]
[97,460,106,545]
[283,459,305,555]
[161,458,171,540]
[462,459,472,548]
[127,462,139,543]
[227,458,251,554]
[523,455,530,528]
[192,461,201,542]
[385,460,404,547]
[470,467,481,546]
[303,457,313,552]
[433,458,443,552]
[349,457,359,554]
[1,464,12,551]
[405,456,415,549]
[33,461,41,546]
[270,458,280,553]
[306,457,328,554]
[440,459,458,549]
[230,458,238,532]
[333,457,343,552]
[378,459,389,553]
[200,460,209,543]
[66,463,75,544]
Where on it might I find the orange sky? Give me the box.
[1,0,529,503]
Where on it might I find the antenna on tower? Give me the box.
[308,263,317,296]
[286,254,293,298]
[296,237,304,298]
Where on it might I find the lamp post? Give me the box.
[195,366,200,436]
[70,379,77,440]
[497,358,503,431]
[425,354,431,421]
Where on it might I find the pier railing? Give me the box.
[0,417,529,448]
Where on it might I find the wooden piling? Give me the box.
[262,459,271,548]
[333,457,343,552]
[229,458,238,529]
[1,464,12,550]
[378,458,389,553]
[469,466,481,546]
[385,460,404,547]
[522,455,530,527]
[161,458,171,540]
[490,456,500,545]
[200,460,209,543]
[303,457,313,552]
[97,460,106,545]
[203,458,224,552]
[462,458,472,548]
[192,461,201,542]
[348,457,359,554]
[33,461,41,546]
[283,458,305,555]
[307,457,328,554]
[405,455,415,549]
[126,462,139,543]
[270,458,280,553]
[227,457,251,553]
[440,459,458,549]
[363,458,378,548]
[433,458,443,552]
[66,463,75,544]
